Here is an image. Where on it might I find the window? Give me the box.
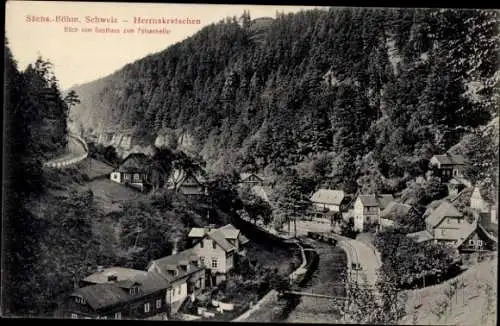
[478,240,483,247]
[129,287,137,295]
[200,240,204,248]
[71,313,78,319]
[200,256,205,264]
[178,286,181,294]
[211,257,218,268]
[114,312,122,320]
[156,299,162,309]
[144,303,150,313]
[75,296,86,304]
[101,316,107,320]
[212,240,217,249]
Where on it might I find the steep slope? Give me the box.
[70,8,499,194]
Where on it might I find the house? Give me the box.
[429,153,465,180]
[189,227,242,285]
[65,267,170,320]
[353,194,394,232]
[110,153,151,191]
[239,172,264,186]
[188,224,249,256]
[167,168,206,196]
[470,186,498,236]
[310,189,346,217]
[380,201,413,229]
[147,248,207,313]
[407,201,496,252]
[470,186,491,214]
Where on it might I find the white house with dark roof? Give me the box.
[146,248,206,312]
[187,224,249,284]
[110,153,151,191]
[188,224,249,256]
[429,153,465,179]
[407,200,497,253]
[353,194,394,232]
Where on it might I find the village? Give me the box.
[61,147,498,322]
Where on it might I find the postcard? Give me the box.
[3,1,498,324]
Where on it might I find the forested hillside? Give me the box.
[71,8,499,196]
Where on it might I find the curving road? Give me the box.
[44,134,88,168]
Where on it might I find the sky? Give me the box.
[6,1,325,90]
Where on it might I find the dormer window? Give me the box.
[75,296,86,304]
[129,286,139,295]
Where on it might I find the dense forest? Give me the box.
[71,8,499,199]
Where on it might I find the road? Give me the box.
[44,135,87,165]
[291,220,381,286]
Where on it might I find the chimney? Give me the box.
[107,274,118,282]
[172,238,179,255]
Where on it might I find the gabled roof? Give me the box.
[240,172,264,182]
[425,201,463,228]
[219,224,240,239]
[376,194,395,210]
[381,201,412,220]
[117,153,150,173]
[454,222,479,248]
[206,229,236,252]
[407,230,433,243]
[73,271,169,310]
[147,248,204,282]
[357,194,394,209]
[188,227,206,238]
[432,153,465,165]
[310,189,345,206]
[71,283,130,310]
[358,195,378,207]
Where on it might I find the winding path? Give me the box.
[43,133,88,168]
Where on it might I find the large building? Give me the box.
[407,201,497,253]
[188,224,249,284]
[310,189,346,216]
[65,267,170,320]
[352,194,394,232]
[147,248,207,314]
[110,153,151,191]
[429,153,465,179]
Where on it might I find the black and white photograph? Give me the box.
[3,1,499,324]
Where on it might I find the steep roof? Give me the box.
[206,229,236,252]
[188,227,206,238]
[425,201,463,227]
[376,194,395,210]
[240,172,264,183]
[432,153,465,165]
[73,271,169,311]
[72,283,130,310]
[381,201,412,220]
[117,153,150,173]
[219,224,241,239]
[310,189,345,205]
[407,230,434,243]
[358,195,378,207]
[357,194,394,208]
[147,248,204,282]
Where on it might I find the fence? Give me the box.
[43,134,88,169]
